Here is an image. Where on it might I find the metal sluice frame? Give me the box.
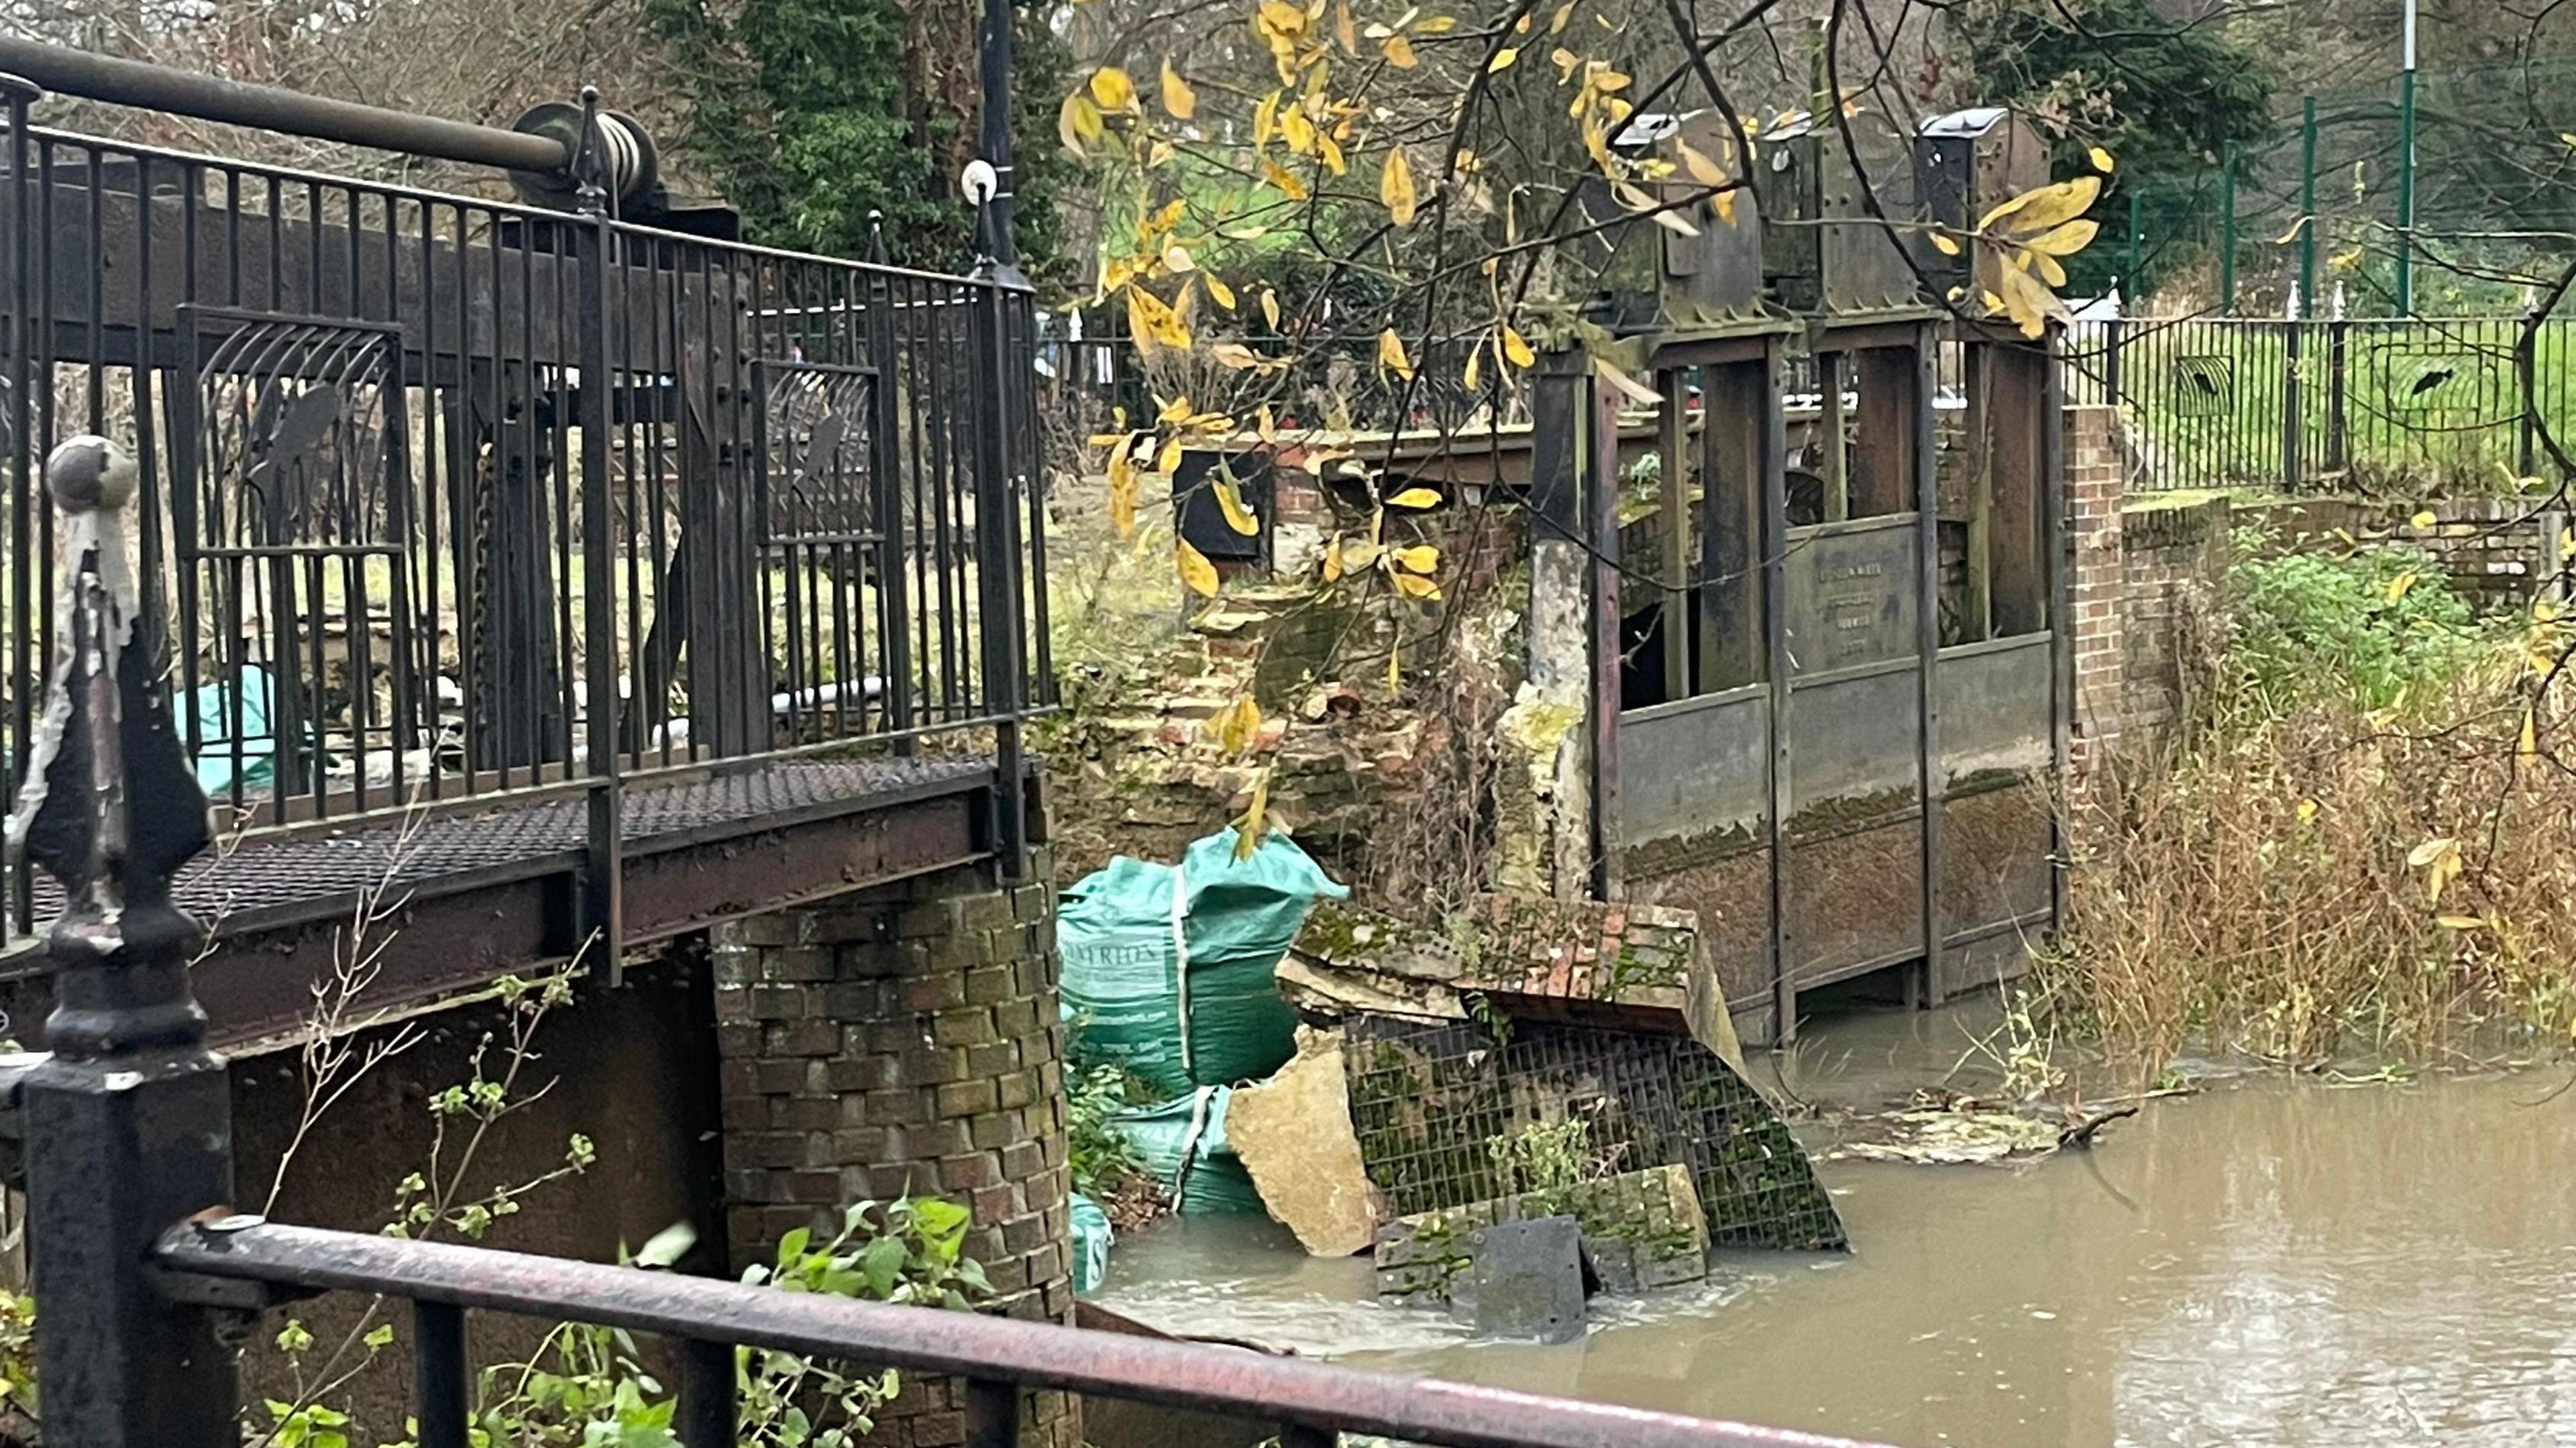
[0,77,1049,948]
[1604,317,2067,1049]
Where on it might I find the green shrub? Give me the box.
[2218,533,2482,718]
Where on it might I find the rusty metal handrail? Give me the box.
[156,1217,1894,1448]
[0,36,569,172]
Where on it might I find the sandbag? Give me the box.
[1069,1192,1114,1294]
[1059,828,1348,1094]
[1107,1086,1266,1216]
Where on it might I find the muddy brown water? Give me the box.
[1090,1002,2576,1446]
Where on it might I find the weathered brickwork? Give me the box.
[2063,403,2127,781]
[711,854,1077,1448]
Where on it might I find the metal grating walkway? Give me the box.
[32,753,998,930]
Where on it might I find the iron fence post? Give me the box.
[15,435,238,1447]
[864,217,916,751]
[2104,305,2125,408]
[969,225,1030,881]
[2326,317,2351,473]
[2282,313,2304,489]
[572,89,625,979]
[2298,95,2318,310]
[2517,309,2539,480]
[4,75,34,939]
[2218,142,2237,316]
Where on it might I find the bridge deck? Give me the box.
[5,751,1012,1047]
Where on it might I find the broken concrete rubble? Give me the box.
[1224,1027,1381,1257]
[1281,893,1746,1074]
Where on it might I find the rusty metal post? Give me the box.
[14,435,238,1447]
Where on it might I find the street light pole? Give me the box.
[2395,0,2416,315]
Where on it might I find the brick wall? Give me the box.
[711,855,1077,1448]
[2064,404,2124,780]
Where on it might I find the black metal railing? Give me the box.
[2069,311,2557,491]
[0,80,1045,944]
[151,1217,1887,1448]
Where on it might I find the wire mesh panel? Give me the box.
[1342,1014,1847,1251]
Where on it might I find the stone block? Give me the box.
[1227,1028,1379,1257]
[1448,1217,1586,1344]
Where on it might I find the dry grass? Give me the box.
[2053,645,2576,1084]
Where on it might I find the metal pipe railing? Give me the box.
[157,1217,1891,1448]
[0,36,569,174]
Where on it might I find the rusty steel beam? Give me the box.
[158,1218,1900,1448]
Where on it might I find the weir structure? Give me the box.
[1556,103,2068,1048]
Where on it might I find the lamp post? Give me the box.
[977,0,1020,270]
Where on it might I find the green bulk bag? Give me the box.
[1059,828,1348,1095]
[1106,1086,1267,1216]
[1068,1192,1114,1294]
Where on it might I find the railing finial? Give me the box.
[10,433,213,1058]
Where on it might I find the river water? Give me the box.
[1090,1003,2576,1447]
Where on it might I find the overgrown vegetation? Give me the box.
[2051,537,2576,1083]
[1066,1063,1169,1227]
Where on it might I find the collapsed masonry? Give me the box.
[1236,893,1845,1319]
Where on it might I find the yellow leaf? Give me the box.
[1280,103,1316,154]
[2022,217,2100,257]
[1205,273,1236,311]
[1462,344,1483,392]
[1210,341,1264,370]
[1501,325,1536,369]
[1386,639,1401,690]
[1383,34,1419,66]
[1157,433,1185,474]
[2296,798,2320,825]
[2410,510,2437,529]
[2520,704,2539,759]
[1256,0,1307,38]
[1177,538,1220,597]
[1125,287,1161,357]
[1997,264,2055,340]
[2029,248,2068,288]
[1256,404,1279,444]
[1674,139,1727,188]
[1980,175,2101,236]
[1231,771,1271,858]
[1106,440,1138,537]
[1261,157,1311,201]
[1089,66,1137,112]
[1488,46,1519,73]
[1377,328,1415,381]
[1549,1,1572,30]
[1160,59,1197,120]
[1385,486,1442,508]
[2436,914,2488,931]
[1057,92,1104,154]
[1594,356,1661,406]
[1712,188,1737,225]
[1415,15,1458,32]
[1393,543,1439,573]
[1343,539,1381,570]
[1929,231,1961,256]
[1391,570,1442,601]
[1254,90,1281,147]
[1212,471,1260,535]
[2386,569,2418,601]
[1334,0,1357,52]
[1208,695,1264,755]
[1317,133,1347,176]
[1162,242,1195,273]
[1260,288,1282,329]
[1381,145,1419,226]
[1322,535,1344,582]
[2088,145,2114,174]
